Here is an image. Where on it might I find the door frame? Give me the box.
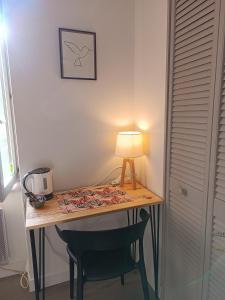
[161,1,222,299]
[202,1,225,299]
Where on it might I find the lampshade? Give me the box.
[115,131,143,158]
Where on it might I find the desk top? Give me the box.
[25,183,163,230]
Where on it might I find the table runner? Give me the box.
[56,185,132,214]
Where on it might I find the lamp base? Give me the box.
[120,158,137,190]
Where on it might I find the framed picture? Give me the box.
[59,28,97,80]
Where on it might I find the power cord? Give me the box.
[0,266,29,289]
[91,166,122,187]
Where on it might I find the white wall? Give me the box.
[7,0,135,190]
[2,0,168,290]
[134,0,167,197]
[5,0,135,286]
[134,0,168,287]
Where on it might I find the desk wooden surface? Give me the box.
[26,183,163,230]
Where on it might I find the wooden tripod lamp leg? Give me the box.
[120,159,127,187]
[120,158,137,189]
[129,159,136,190]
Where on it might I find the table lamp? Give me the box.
[115,131,143,189]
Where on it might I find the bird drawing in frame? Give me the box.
[64,40,93,67]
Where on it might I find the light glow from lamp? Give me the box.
[137,120,151,131]
[115,131,143,158]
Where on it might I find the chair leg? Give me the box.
[139,262,150,300]
[77,261,84,300]
[69,257,74,299]
[120,274,125,286]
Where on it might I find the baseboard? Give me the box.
[29,270,69,292]
[29,273,158,299]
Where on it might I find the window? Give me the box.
[0,17,17,201]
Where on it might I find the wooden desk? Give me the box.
[26,183,163,300]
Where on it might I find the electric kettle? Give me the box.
[23,167,53,201]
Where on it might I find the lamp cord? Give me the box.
[0,266,29,289]
[90,166,122,187]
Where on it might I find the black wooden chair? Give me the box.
[55,208,150,300]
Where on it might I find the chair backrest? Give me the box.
[55,208,149,254]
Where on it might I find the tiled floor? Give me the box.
[0,270,157,300]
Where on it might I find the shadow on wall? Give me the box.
[19,106,135,192]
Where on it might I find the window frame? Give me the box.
[0,32,18,202]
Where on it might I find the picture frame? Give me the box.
[59,28,97,80]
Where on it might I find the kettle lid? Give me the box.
[31,167,50,174]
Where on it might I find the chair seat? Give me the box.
[68,246,136,281]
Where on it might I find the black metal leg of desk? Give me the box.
[149,204,160,299]
[39,229,42,293]
[30,230,40,300]
[42,228,45,300]
[134,208,138,259]
[30,229,45,300]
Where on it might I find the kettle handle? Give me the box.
[22,171,33,194]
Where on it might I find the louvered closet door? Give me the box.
[203,4,225,299]
[164,1,220,300]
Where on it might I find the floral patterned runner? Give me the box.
[56,185,132,214]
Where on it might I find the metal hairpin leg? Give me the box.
[30,228,45,300]
[149,204,160,299]
[133,208,138,259]
[30,230,40,300]
[41,228,45,300]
